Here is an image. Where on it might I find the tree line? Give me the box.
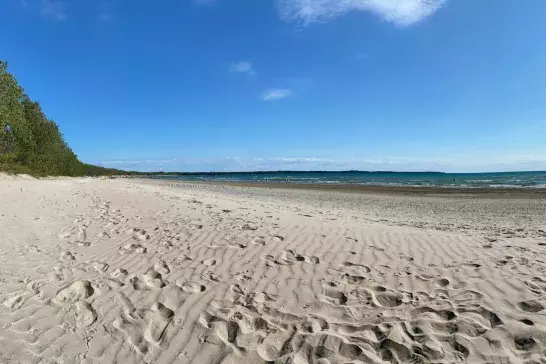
[0,60,127,177]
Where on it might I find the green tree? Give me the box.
[0,60,126,176]
[0,60,36,165]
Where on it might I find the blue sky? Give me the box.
[2,0,546,172]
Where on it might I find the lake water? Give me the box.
[150,171,546,188]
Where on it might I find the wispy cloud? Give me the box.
[102,159,179,165]
[271,157,331,162]
[356,52,369,60]
[102,160,142,165]
[98,153,546,173]
[261,88,292,101]
[277,0,446,26]
[100,156,449,172]
[193,0,445,26]
[229,61,255,75]
[98,1,113,23]
[41,0,66,20]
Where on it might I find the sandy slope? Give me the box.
[1,177,546,364]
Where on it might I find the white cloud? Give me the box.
[229,61,255,75]
[41,0,66,20]
[272,157,331,162]
[101,160,142,165]
[356,52,369,60]
[98,1,113,23]
[98,13,112,22]
[277,0,446,26]
[261,88,292,101]
[98,153,546,173]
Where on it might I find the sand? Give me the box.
[1,175,546,363]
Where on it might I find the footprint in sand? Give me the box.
[417,273,435,281]
[524,277,546,294]
[177,254,193,263]
[111,268,128,279]
[281,250,320,264]
[113,302,174,355]
[130,270,166,290]
[227,242,247,250]
[235,273,253,282]
[60,251,75,262]
[240,224,258,231]
[256,326,297,361]
[436,278,450,287]
[375,292,403,307]
[154,261,170,275]
[322,287,348,305]
[514,336,536,351]
[159,240,174,250]
[97,231,110,239]
[340,262,371,274]
[262,250,319,266]
[3,293,28,310]
[58,231,72,240]
[56,280,94,303]
[399,253,415,262]
[202,272,221,282]
[451,289,483,303]
[202,258,217,266]
[252,236,266,246]
[120,243,147,254]
[520,318,534,326]
[92,261,109,273]
[340,274,367,285]
[411,306,457,321]
[76,301,97,327]
[517,300,544,313]
[141,302,174,344]
[134,229,150,241]
[178,282,207,293]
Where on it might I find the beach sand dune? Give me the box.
[1,176,546,363]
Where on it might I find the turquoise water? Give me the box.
[151,171,546,188]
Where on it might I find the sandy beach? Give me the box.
[1,175,546,364]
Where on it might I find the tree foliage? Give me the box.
[0,60,124,176]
